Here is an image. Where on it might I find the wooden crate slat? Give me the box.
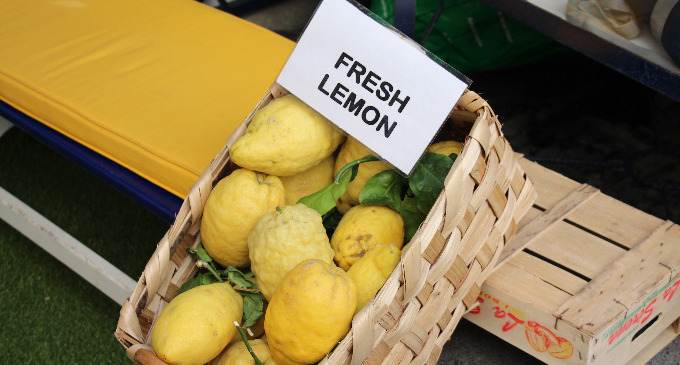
[506,251,588,296]
[498,183,599,267]
[486,259,572,314]
[557,221,680,334]
[524,207,627,279]
[625,324,680,365]
[519,159,581,209]
[520,159,665,249]
[568,193,665,250]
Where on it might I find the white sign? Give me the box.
[276,0,469,175]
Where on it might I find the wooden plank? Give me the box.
[506,251,588,296]
[568,193,665,249]
[590,287,680,365]
[525,207,627,279]
[557,221,680,334]
[0,186,135,305]
[498,183,599,267]
[625,325,679,365]
[486,259,572,315]
[520,159,665,249]
[465,280,592,365]
[519,159,581,210]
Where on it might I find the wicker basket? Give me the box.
[115,85,536,365]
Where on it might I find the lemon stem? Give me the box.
[234,321,265,365]
[197,260,224,283]
[334,155,380,183]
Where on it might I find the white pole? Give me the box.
[0,186,136,305]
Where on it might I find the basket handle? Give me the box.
[127,345,167,365]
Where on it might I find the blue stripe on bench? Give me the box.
[0,99,183,223]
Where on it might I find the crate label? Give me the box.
[601,271,680,353]
[467,290,575,360]
[276,0,469,175]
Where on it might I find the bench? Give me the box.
[0,0,294,305]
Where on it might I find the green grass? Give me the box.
[0,128,170,364]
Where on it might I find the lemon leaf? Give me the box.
[322,207,343,238]
[409,152,453,212]
[398,191,428,243]
[178,273,217,295]
[358,169,408,210]
[241,291,265,328]
[298,155,379,216]
[224,267,255,289]
[188,243,213,264]
[297,163,356,216]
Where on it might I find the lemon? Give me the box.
[212,339,276,365]
[333,137,390,213]
[248,204,335,301]
[347,243,401,313]
[427,140,464,157]
[230,94,345,176]
[330,204,404,271]
[152,283,243,365]
[200,168,285,268]
[265,259,357,365]
[279,155,334,205]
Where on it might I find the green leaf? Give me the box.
[359,169,407,211]
[297,163,357,216]
[240,291,265,328]
[188,243,213,264]
[322,207,344,239]
[224,267,255,289]
[409,152,453,213]
[177,273,217,295]
[398,191,428,243]
[297,155,379,216]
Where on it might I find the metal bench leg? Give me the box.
[0,186,136,305]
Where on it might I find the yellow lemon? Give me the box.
[211,339,276,365]
[248,204,335,301]
[230,94,345,176]
[333,137,390,213]
[330,204,404,271]
[278,155,334,205]
[265,259,357,365]
[347,243,401,313]
[200,168,285,268]
[152,283,243,365]
[427,140,464,157]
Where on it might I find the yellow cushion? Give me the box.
[0,0,294,198]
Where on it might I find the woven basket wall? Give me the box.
[115,87,536,365]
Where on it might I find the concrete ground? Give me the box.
[213,0,680,363]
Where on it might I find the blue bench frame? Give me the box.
[0,100,183,223]
[0,100,184,305]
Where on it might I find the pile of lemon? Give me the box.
[150,95,462,365]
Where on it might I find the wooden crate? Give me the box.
[463,158,680,364]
